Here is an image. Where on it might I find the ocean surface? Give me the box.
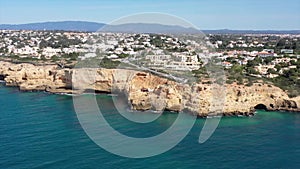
[1,83,300,169]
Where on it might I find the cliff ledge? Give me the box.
[1,61,299,116]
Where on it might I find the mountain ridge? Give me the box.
[0,21,299,34]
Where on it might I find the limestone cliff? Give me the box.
[0,61,299,116]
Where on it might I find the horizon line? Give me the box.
[0,20,299,31]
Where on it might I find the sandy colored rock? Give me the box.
[0,61,299,116]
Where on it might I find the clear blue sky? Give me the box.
[0,0,299,30]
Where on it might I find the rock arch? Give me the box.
[254,104,268,110]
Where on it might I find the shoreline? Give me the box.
[0,60,299,117]
[2,82,300,119]
[1,80,299,118]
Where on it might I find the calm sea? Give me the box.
[1,83,300,169]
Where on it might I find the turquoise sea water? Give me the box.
[0,83,300,169]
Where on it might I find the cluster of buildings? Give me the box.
[80,33,207,71]
[210,33,300,51]
[145,52,201,70]
[0,30,299,77]
[0,30,89,59]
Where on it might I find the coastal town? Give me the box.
[0,29,299,96]
[2,0,300,167]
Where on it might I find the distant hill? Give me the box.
[202,29,300,34]
[0,21,201,34]
[100,23,200,34]
[0,21,105,32]
[0,21,299,34]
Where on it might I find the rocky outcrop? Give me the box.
[223,83,300,115]
[1,61,299,116]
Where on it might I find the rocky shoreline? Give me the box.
[0,61,299,117]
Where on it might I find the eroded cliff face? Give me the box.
[1,61,299,116]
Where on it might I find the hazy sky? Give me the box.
[0,0,299,30]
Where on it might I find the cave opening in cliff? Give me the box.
[84,89,110,94]
[0,75,6,81]
[254,104,267,110]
